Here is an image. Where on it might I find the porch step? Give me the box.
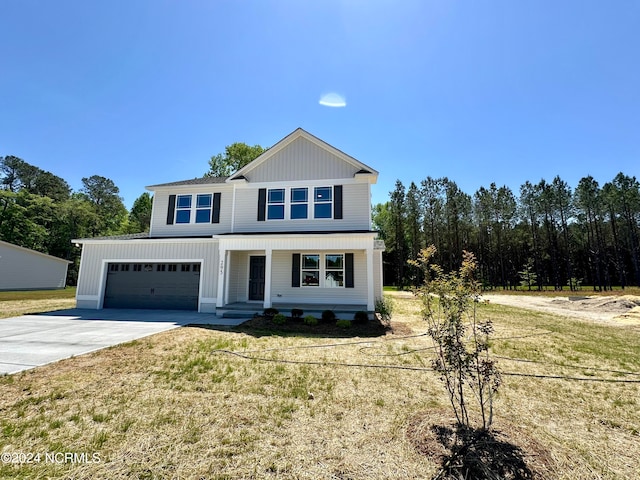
[218,309,261,319]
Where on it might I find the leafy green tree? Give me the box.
[389,180,408,287]
[608,173,640,286]
[574,176,607,291]
[412,246,501,430]
[80,175,127,236]
[32,171,70,201]
[206,142,265,177]
[127,192,153,233]
[518,258,537,291]
[0,190,55,251]
[405,182,422,283]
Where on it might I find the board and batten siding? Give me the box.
[245,137,360,183]
[76,240,219,310]
[0,241,69,290]
[227,251,249,303]
[149,185,233,237]
[270,251,367,305]
[233,182,370,233]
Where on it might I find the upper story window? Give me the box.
[267,189,285,220]
[258,185,341,222]
[176,195,192,224]
[291,188,308,220]
[314,187,332,219]
[168,193,221,225]
[195,194,212,223]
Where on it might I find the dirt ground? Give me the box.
[481,294,640,326]
[388,290,640,326]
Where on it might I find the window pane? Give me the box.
[177,195,192,208]
[195,209,211,223]
[302,255,319,269]
[314,203,332,219]
[268,189,285,203]
[325,271,344,287]
[267,204,284,220]
[291,204,308,219]
[176,209,191,223]
[291,188,308,203]
[197,194,212,208]
[314,187,332,202]
[326,254,343,269]
[302,271,320,286]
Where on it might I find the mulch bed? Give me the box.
[406,410,556,480]
[233,314,399,337]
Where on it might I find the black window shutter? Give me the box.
[334,185,343,219]
[166,195,176,225]
[345,253,354,288]
[212,192,221,223]
[257,188,266,221]
[292,253,301,287]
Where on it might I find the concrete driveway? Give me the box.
[0,309,245,375]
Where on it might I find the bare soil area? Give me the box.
[387,290,640,326]
[481,294,640,326]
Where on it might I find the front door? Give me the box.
[249,256,266,301]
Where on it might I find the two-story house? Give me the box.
[73,128,384,315]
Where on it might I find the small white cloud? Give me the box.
[319,92,346,107]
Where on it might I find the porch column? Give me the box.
[216,246,226,308]
[224,250,231,305]
[263,248,273,308]
[366,247,374,311]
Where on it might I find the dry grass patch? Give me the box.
[0,295,638,479]
[0,288,76,319]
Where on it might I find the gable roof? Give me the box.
[0,240,72,264]
[146,176,228,190]
[227,128,378,182]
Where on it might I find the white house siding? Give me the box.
[75,239,219,310]
[270,251,368,305]
[0,241,69,290]
[233,182,371,233]
[245,137,359,183]
[149,185,233,237]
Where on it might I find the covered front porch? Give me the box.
[216,301,370,319]
[214,232,383,313]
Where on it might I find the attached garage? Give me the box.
[103,262,201,310]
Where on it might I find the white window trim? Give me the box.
[300,253,345,288]
[265,186,333,221]
[175,193,215,224]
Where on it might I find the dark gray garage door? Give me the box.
[104,263,200,310]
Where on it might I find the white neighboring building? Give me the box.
[73,128,385,313]
[0,240,71,291]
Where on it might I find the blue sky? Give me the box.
[1,1,638,209]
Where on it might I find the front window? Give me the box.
[176,195,192,223]
[195,194,212,223]
[325,254,344,287]
[267,189,285,220]
[314,187,332,219]
[291,188,308,219]
[301,254,320,286]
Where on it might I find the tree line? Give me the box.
[0,155,153,284]
[0,142,264,286]
[373,173,640,291]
